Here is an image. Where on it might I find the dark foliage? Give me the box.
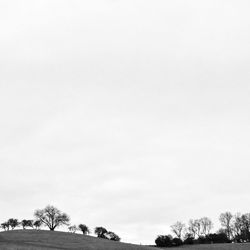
[7,219,19,230]
[197,233,230,244]
[155,235,172,247]
[172,237,183,246]
[1,222,10,231]
[78,224,90,235]
[184,236,194,245]
[21,220,33,229]
[94,227,108,239]
[106,231,121,241]
[33,220,42,229]
[206,233,230,243]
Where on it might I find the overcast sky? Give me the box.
[1,0,250,244]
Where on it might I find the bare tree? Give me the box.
[187,219,202,238]
[68,225,78,233]
[219,212,233,239]
[34,205,70,231]
[200,217,213,236]
[170,221,185,239]
[231,213,242,239]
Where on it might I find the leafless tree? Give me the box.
[200,217,213,236]
[68,225,78,233]
[170,221,186,239]
[219,211,233,239]
[187,219,202,238]
[231,213,242,239]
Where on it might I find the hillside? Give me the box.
[0,230,156,250]
[1,230,250,250]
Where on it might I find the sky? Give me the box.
[0,0,250,245]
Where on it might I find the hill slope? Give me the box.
[0,230,156,250]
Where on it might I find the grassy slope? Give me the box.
[0,230,249,250]
[174,243,250,250]
[0,230,156,250]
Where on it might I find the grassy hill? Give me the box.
[0,230,156,250]
[0,230,249,250]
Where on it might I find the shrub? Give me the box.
[155,235,172,247]
[172,237,183,246]
[184,236,194,245]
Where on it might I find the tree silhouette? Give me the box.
[21,220,33,229]
[171,221,185,239]
[7,219,19,230]
[34,205,70,231]
[155,235,172,247]
[219,212,233,239]
[78,224,90,235]
[94,227,108,239]
[1,222,10,231]
[200,217,213,236]
[33,220,42,230]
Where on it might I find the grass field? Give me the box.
[172,243,250,250]
[0,230,156,250]
[0,230,249,250]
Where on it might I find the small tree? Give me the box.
[7,219,19,230]
[68,225,78,233]
[94,227,108,239]
[78,224,90,235]
[1,222,10,231]
[33,220,42,230]
[34,205,70,231]
[21,220,33,229]
[171,221,185,239]
[106,231,121,241]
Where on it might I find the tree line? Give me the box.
[155,211,250,247]
[2,206,249,247]
[0,205,120,242]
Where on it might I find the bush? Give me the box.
[198,236,208,244]
[106,231,121,241]
[184,237,194,245]
[207,233,230,243]
[155,235,172,247]
[172,238,183,246]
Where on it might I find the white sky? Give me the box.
[1,0,250,245]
